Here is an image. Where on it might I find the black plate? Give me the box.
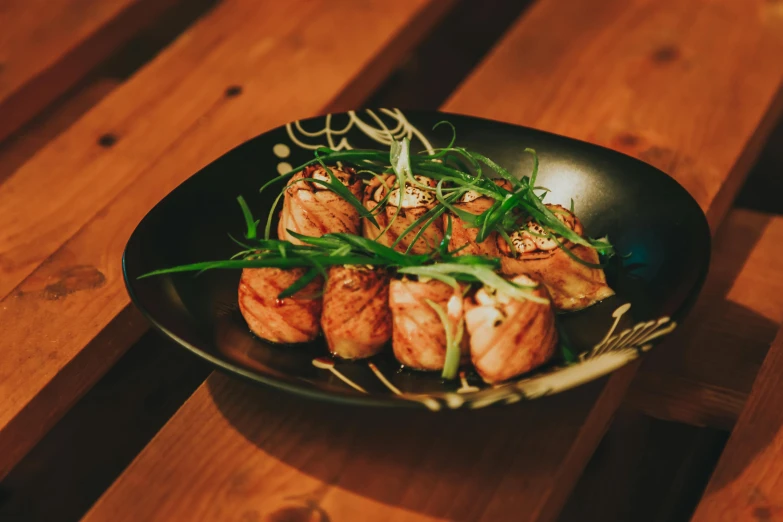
[123,109,710,411]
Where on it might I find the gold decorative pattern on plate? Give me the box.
[280,109,435,169]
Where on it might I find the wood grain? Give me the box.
[0,78,121,183]
[0,0,454,479]
[690,326,783,521]
[0,0,452,301]
[626,209,783,430]
[0,0,182,143]
[82,369,637,522]
[82,0,783,521]
[0,328,211,522]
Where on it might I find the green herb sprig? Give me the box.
[264,125,614,264]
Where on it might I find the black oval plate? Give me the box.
[123,109,710,411]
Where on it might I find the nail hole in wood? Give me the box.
[616,133,640,147]
[753,506,772,521]
[651,45,680,64]
[225,85,243,98]
[98,133,118,148]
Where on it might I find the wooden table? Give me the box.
[1,1,782,521]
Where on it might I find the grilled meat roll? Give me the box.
[464,274,558,383]
[321,265,392,359]
[277,164,363,243]
[446,179,512,257]
[498,204,614,311]
[363,174,443,254]
[388,277,468,371]
[238,267,322,344]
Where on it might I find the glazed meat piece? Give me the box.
[388,277,468,370]
[363,174,443,254]
[498,204,614,311]
[277,164,363,243]
[321,265,392,359]
[464,274,558,383]
[238,267,322,344]
[446,179,512,257]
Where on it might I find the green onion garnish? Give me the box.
[424,298,463,380]
[398,263,548,304]
[237,195,259,240]
[141,123,617,300]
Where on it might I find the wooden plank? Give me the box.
[0,329,211,522]
[82,1,783,521]
[690,326,783,522]
[0,0,182,143]
[0,0,455,479]
[80,370,636,522]
[626,209,783,430]
[0,78,121,183]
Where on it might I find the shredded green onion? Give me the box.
[237,196,259,240]
[142,124,618,303]
[398,263,549,304]
[264,191,285,240]
[425,298,462,380]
